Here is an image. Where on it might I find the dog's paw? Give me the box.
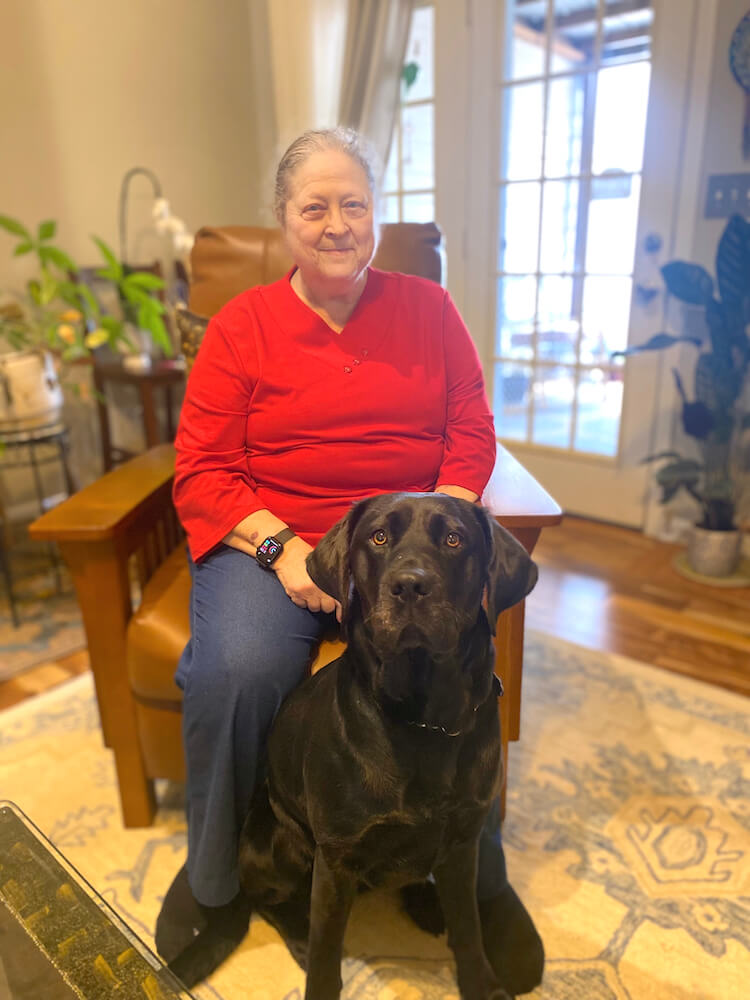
[400,880,446,936]
[457,970,514,1000]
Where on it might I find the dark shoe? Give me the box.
[155,864,251,987]
[479,883,544,997]
[155,864,206,963]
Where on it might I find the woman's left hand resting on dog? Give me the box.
[222,510,340,618]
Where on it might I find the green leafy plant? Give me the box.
[614,213,750,531]
[401,61,419,92]
[0,215,172,369]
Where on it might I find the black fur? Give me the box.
[238,493,537,1000]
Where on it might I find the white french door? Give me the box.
[433,0,717,526]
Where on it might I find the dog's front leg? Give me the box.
[304,845,356,1000]
[434,843,511,1000]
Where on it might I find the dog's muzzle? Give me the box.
[367,571,461,654]
[388,566,435,603]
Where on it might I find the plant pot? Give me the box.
[686,524,742,578]
[0,350,64,433]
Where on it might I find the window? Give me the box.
[382,4,436,223]
[493,0,654,457]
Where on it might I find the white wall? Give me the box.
[1,0,264,281]
[0,0,350,282]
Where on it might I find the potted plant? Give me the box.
[615,213,750,577]
[0,215,172,430]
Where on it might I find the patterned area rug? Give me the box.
[0,555,85,680]
[0,631,748,999]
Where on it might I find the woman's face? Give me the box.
[282,149,376,291]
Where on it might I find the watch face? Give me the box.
[257,537,282,565]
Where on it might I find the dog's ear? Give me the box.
[306,503,364,628]
[473,506,538,633]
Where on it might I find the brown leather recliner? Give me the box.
[29,222,561,828]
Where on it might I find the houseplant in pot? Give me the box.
[0,215,172,432]
[615,212,750,578]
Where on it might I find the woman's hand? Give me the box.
[435,484,479,503]
[273,536,340,619]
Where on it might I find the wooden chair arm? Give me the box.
[483,444,562,553]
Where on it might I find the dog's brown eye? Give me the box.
[372,529,388,546]
[446,532,461,548]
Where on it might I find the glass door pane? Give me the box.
[494,0,653,458]
[383,4,436,222]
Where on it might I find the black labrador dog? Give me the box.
[237,492,538,1000]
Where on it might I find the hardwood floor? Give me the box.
[525,516,750,697]
[0,647,90,711]
[0,516,747,712]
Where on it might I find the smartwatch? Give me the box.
[255,527,296,569]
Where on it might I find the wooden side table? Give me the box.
[93,358,186,472]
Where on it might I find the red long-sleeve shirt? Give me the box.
[174,268,496,561]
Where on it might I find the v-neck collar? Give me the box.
[262,267,394,372]
[283,266,378,336]
[288,267,372,336]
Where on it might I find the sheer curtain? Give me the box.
[338,0,414,173]
[248,0,413,220]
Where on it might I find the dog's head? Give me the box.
[307,492,537,655]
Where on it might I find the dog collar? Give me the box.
[407,719,463,737]
[405,675,504,737]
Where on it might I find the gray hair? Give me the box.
[273,127,378,225]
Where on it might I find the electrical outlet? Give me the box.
[705,173,750,219]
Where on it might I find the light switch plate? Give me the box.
[705,173,750,219]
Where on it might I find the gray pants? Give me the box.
[176,544,508,906]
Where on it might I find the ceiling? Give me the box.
[515,0,654,63]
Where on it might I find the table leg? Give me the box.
[0,527,19,628]
[27,440,63,592]
[57,431,78,496]
[93,367,113,472]
[140,383,159,448]
[496,525,542,819]
[164,384,176,440]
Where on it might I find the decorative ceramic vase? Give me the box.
[0,350,64,433]
[686,525,742,577]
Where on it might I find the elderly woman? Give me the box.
[156,127,543,995]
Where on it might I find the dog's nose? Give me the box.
[390,568,432,601]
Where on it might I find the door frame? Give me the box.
[435,0,720,529]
